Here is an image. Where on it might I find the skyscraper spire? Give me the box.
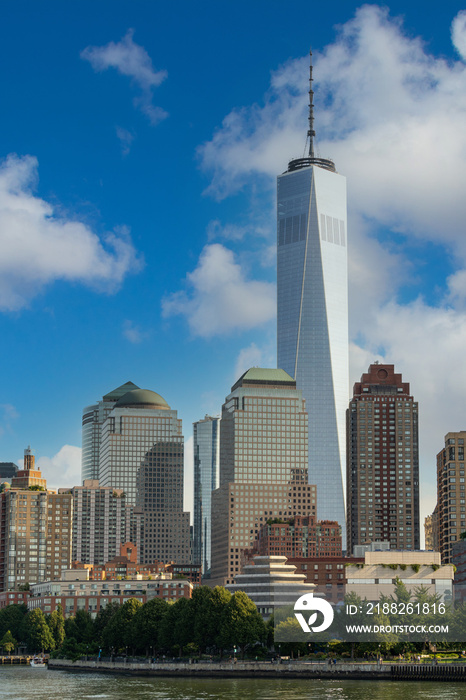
[308,48,315,159]
[277,48,349,543]
[286,48,335,173]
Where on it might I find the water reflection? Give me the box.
[0,668,464,700]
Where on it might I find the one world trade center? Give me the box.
[277,52,348,544]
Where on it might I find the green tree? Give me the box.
[94,601,119,648]
[219,591,265,658]
[0,630,17,655]
[335,592,369,658]
[274,616,308,657]
[387,578,411,605]
[132,598,169,655]
[0,604,28,641]
[73,609,94,644]
[190,586,216,656]
[159,598,192,654]
[22,609,55,653]
[48,605,65,648]
[206,586,232,656]
[102,598,142,654]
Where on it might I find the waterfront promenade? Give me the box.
[49,658,466,681]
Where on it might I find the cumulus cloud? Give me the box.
[196,6,466,526]
[0,154,141,311]
[162,243,275,337]
[452,10,466,60]
[353,299,466,527]
[122,319,147,344]
[32,445,82,491]
[234,341,276,381]
[198,6,466,256]
[81,29,168,125]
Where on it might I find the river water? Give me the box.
[0,666,465,699]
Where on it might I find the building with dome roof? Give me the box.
[95,386,191,565]
[81,381,140,481]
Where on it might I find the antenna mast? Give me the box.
[308,48,315,159]
[286,47,335,173]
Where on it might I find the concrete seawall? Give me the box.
[48,658,390,680]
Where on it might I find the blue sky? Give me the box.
[1,1,466,538]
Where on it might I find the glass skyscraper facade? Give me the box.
[98,387,191,564]
[193,415,220,576]
[277,159,348,543]
[210,368,316,586]
[81,381,139,482]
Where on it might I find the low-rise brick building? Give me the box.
[28,569,193,616]
[253,516,342,559]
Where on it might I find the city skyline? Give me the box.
[2,3,466,540]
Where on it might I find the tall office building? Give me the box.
[210,368,316,586]
[81,381,140,481]
[0,448,72,590]
[193,415,220,575]
[136,440,191,565]
[346,364,420,553]
[94,386,191,564]
[436,432,466,563]
[0,462,18,484]
[276,53,348,541]
[71,480,141,566]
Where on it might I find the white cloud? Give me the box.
[162,243,275,337]
[122,319,147,344]
[196,6,466,527]
[81,30,168,125]
[31,445,82,491]
[452,10,466,60]
[198,7,466,256]
[116,126,135,156]
[0,154,141,311]
[206,218,269,242]
[234,341,276,382]
[349,298,466,528]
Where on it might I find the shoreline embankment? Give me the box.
[48,658,466,681]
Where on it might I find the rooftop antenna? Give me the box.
[308,48,315,159]
[286,48,335,173]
